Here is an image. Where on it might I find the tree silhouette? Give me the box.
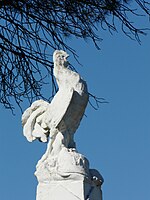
[0,0,150,111]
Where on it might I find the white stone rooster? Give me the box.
[22,50,89,157]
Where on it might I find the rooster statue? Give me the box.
[22,50,89,158]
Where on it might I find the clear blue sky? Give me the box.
[0,19,150,200]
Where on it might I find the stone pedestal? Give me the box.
[36,179,102,200]
[35,147,103,200]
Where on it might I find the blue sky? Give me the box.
[0,18,150,200]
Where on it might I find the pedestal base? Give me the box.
[36,179,102,200]
[35,147,103,200]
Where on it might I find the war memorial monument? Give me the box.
[22,50,103,200]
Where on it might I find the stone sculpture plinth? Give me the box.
[37,179,102,200]
[35,147,103,200]
[22,50,103,200]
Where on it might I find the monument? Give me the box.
[22,50,104,200]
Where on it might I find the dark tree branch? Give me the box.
[0,0,150,111]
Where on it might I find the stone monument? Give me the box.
[22,50,104,200]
